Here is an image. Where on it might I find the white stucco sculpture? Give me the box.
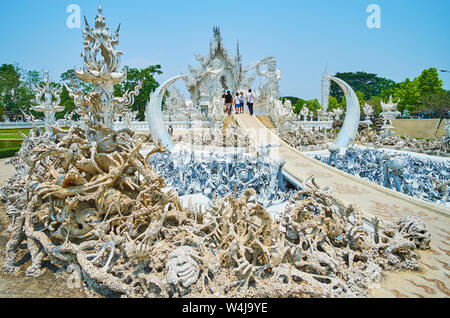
[31,71,64,130]
[164,87,185,115]
[300,105,309,122]
[254,57,281,111]
[166,246,200,288]
[363,103,374,123]
[65,4,142,141]
[147,75,187,151]
[269,99,293,131]
[322,72,360,148]
[321,68,331,112]
[380,95,401,134]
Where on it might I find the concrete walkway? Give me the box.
[236,113,450,298]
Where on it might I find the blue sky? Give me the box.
[1,0,449,100]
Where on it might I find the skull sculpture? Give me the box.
[166,246,200,288]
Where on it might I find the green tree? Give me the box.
[418,91,450,117]
[59,69,92,119]
[57,85,77,119]
[355,90,366,113]
[0,64,38,117]
[416,67,444,96]
[281,96,300,106]
[391,78,421,114]
[366,96,382,115]
[114,65,162,120]
[330,72,396,102]
[327,95,341,112]
[304,99,321,116]
[60,69,93,93]
[24,70,42,91]
[0,64,22,113]
[340,96,346,110]
[293,98,307,114]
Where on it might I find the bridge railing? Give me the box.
[299,121,334,130]
[113,120,211,131]
[0,122,43,129]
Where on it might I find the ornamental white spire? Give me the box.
[66,5,142,137]
[321,67,331,112]
[380,95,401,133]
[31,71,64,130]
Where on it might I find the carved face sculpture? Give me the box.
[166,246,200,288]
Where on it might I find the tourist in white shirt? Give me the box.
[246,89,254,116]
[239,92,245,114]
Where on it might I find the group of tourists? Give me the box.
[222,89,254,116]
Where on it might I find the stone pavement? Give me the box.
[236,113,450,298]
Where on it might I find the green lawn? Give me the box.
[0,128,31,140]
[0,128,29,158]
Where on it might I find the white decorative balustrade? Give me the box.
[0,122,43,129]
[113,120,211,132]
[299,121,334,131]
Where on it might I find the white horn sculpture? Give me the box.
[146,75,187,151]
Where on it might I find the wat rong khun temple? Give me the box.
[0,5,449,299]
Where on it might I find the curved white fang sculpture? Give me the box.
[328,76,360,148]
[146,75,187,151]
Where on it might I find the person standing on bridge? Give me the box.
[246,89,254,116]
[224,90,233,116]
[234,92,241,114]
[239,92,245,114]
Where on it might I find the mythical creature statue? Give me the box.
[254,57,281,109]
[269,99,295,132]
[30,71,64,130]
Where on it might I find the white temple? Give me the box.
[183,27,254,109]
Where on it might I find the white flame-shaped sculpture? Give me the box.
[300,105,309,121]
[363,103,374,124]
[31,71,64,131]
[380,95,401,133]
[332,107,344,121]
[65,4,142,140]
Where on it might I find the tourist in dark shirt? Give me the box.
[224,90,233,116]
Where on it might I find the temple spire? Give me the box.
[213,26,222,46]
[237,40,241,60]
